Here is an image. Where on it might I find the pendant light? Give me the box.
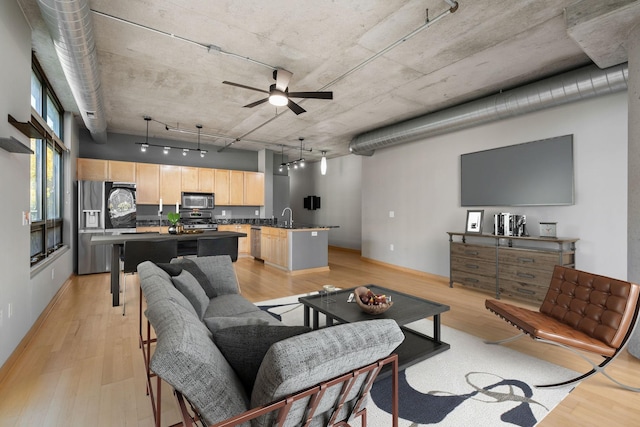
[278,145,284,172]
[196,124,207,157]
[320,151,327,175]
[140,116,151,152]
[298,137,305,168]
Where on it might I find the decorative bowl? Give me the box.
[354,286,393,315]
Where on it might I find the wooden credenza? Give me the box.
[447,232,578,303]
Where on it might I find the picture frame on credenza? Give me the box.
[465,210,484,234]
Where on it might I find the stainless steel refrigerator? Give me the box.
[77,180,137,274]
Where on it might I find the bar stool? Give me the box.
[122,239,178,318]
[197,237,239,261]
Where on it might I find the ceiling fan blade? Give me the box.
[287,99,306,115]
[288,91,333,100]
[274,69,293,92]
[243,98,269,108]
[222,81,269,94]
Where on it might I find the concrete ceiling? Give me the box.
[16,0,638,163]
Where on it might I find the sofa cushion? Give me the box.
[203,316,268,334]
[172,270,209,319]
[155,262,183,277]
[180,258,217,298]
[212,324,311,395]
[173,255,239,295]
[137,262,199,318]
[251,319,404,426]
[204,294,264,318]
[146,298,250,426]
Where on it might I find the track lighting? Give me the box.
[136,120,209,157]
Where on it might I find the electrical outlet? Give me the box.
[389,211,395,218]
[221,210,226,216]
[8,303,12,319]
[390,244,394,251]
[255,210,259,216]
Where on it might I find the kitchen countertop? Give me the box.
[90,230,247,245]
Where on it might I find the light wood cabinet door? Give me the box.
[198,168,215,193]
[108,161,136,182]
[181,167,199,192]
[214,169,230,205]
[77,158,108,181]
[160,165,182,205]
[230,170,244,205]
[136,163,160,204]
[244,172,264,206]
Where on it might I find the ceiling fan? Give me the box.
[222,69,333,115]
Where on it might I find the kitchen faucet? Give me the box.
[282,207,293,228]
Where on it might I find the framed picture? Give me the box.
[465,210,484,234]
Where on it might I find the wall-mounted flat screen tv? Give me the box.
[461,135,574,206]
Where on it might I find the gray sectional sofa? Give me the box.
[137,255,404,426]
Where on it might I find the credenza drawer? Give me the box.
[499,279,549,303]
[498,264,553,287]
[498,248,560,268]
[451,271,496,293]
[451,256,496,277]
[451,243,496,261]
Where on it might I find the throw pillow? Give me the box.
[172,270,209,319]
[155,262,183,277]
[212,325,311,395]
[181,258,218,298]
[204,317,268,334]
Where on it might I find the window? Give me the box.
[30,56,65,266]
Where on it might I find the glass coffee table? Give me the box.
[298,285,450,372]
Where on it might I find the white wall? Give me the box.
[290,155,363,250]
[0,2,76,369]
[361,91,628,280]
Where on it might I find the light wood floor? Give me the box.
[0,248,638,426]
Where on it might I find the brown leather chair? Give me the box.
[486,265,640,391]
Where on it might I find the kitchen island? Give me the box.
[258,226,331,274]
[91,230,246,306]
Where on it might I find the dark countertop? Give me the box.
[90,230,247,245]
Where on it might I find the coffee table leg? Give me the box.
[303,305,310,327]
[433,314,441,343]
[313,309,319,330]
[326,316,334,328]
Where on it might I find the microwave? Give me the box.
[181,192,215,209]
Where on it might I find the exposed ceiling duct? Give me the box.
[36,0,107,144]
[349,63,628,156]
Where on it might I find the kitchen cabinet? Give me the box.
[217,224,250,254]
[244,171,265,206]
[77,158,108,181]
[214,169,230,205]
[229,170,244,205]
[108,160,136,182]
[160,165,182,205]
[447,232,578,303]
[181,167,199,192]
[261,226,288,269]
[136,163,160,204]
[198,168,215,193]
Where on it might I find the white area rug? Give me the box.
[256,293,577,427]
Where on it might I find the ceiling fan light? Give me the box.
[321,151,327,175]
[269,90,288,106]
